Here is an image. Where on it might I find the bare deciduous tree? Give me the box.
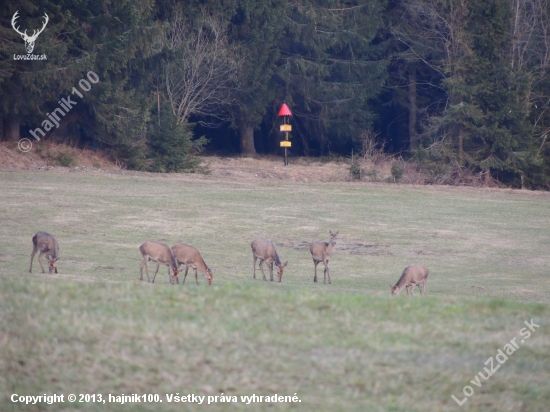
[163,12,240,126]
[391,0,472,156]
[510,0,550,142]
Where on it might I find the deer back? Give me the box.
[310,230,338,260]
[140,241,178,269]
[310,241,328,260]
[172,243,208,272]
[34,231,59,259]
[397,265,429,287]
[251,239,281,264]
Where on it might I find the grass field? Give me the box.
[0,169,549,412]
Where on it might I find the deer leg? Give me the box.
[195,267,199,285]
[144,257,151,282]
[173,264,180,284]
[422,281,427,296]
[269,261,274,282]
[253,256,257,279]
[151,261,161,283]
[167,266,174,284]
[259,260,267,281]
[141,257,152,282]
[38,251,46,273]
[29,246,38,273]
[326,262,331,284]
[313,260,319,283]
[182,264,190,284]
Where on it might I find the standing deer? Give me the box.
[29,231,59,274]
[251,238,288,282]
[139,241,180,284]
[11,11,49,54]
[310,230,338,284]
[171,243,213,285]
[391,265,429,296]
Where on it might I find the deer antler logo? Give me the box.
[11,11,49,54]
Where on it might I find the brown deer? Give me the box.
[391,265,429,296]
[310,230,338,284]
[29,231,59,274]
[171,243,213,285]
[139,241,180,284]
[251,238,288,282]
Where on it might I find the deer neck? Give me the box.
[273,252,281,266]
[51,240,59,260]
[196,259,209,274]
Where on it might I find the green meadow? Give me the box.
[0,169,549,411]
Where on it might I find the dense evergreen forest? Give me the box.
[1,0,549,188]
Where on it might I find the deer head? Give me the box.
[206,269,214,285]
[171,268,181,284]
[48,257,59,274]
[390,283,400,295]
[12,11,49,54]
[276,261,288,282]
[329,230,339,245]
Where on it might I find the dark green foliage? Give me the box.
[1,0,549,187]
[391,162,404,181]
[447,0,540,184]
[55,151,77,167]
[147,107,208,173]
[278,0,388,155]
[349,151,362,180]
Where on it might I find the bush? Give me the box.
[391,162,405,182]
[147,108,208,173]
[349,151,362,180]
[55,151,77,167]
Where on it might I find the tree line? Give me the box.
[0,0,549,188]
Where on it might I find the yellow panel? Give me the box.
[280,141,292,147]
[280,124,292,132]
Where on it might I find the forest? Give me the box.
[1,0,549,189]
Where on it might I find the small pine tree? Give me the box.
[147,107,208,173]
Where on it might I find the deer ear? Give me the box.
[283,261,288,267]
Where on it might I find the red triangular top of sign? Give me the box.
[278,103,292,117]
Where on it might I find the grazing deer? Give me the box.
[391,265,429,296]
[310,230,338,284]
[251,238,288,282]
[29,231,59,274]
[139,241,180,284]
[11,11,49,54]
[171,243,213,285]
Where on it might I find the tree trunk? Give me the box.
[239,121,256,156]
[4,116,21,142]
[408,63,418,151]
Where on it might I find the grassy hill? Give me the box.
[0,169,549,411]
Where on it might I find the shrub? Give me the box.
[147,108,208,173]
[55,151,77,167]
[349,151,362,180]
